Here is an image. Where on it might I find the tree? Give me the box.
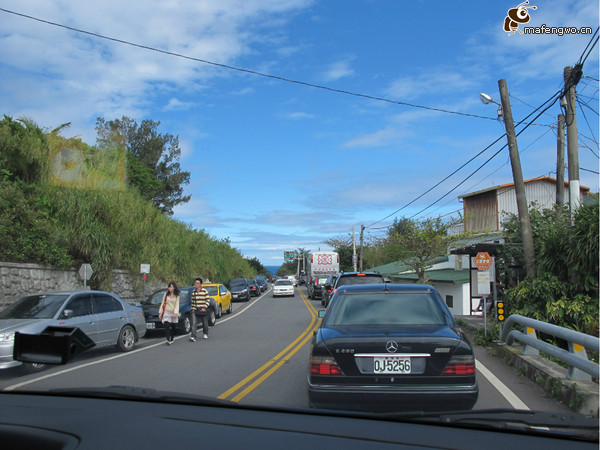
[386,216,464,284]
[0,116,50,183]
[245,257,269,276]
[96,116,191,214]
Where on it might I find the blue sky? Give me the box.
[1,0,598,267]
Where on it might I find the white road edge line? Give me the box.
[476,358,530,410]
[4,287,273,391]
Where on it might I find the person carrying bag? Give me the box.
[190,277,211,341]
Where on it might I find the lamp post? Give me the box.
[480,83,536,280]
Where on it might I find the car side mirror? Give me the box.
[318,310,326,318]
[63,309,74,319]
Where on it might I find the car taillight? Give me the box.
[310,356,344,376]
[442,355,475,375]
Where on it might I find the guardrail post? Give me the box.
[567,342,592,381]
[522,327,540,356]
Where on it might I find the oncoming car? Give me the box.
[308,284,478,412]
[0,290,146,373]
[272,279,295,297]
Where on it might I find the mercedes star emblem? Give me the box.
[385,340,398,353]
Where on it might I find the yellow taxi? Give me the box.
[202,283,233,318]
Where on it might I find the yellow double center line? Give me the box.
[218,288,320,403]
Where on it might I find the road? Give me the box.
[0,284,574,415]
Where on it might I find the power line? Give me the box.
[581,167,599,175]
[576,27,599,66]
[407,92,562,219]
[0,7,498,122]
[576,98,598,146]
[366,89,562,228]
[364,134,506,229]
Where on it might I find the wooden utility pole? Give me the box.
[556,113,565,206]
[498,79,536,280]
[352,226,357,271]
[359,225,365,272]
[564,66,581,214]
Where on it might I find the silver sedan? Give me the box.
[0,290,146,373]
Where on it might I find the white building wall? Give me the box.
[434,281,470,316]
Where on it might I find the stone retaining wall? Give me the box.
[0,261,147,308]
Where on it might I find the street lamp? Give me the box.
[480,93,503,118]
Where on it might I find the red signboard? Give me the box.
[474,252,492,271]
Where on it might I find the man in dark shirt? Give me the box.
[190,277,211,341]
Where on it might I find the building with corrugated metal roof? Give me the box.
[458,176,591,233]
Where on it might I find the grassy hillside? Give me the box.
[0,175,255,290]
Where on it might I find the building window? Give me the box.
[446,295,454,308]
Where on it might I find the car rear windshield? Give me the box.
[230,280,247,287]
[336,275,383,287]
[275,280,292,286]
[0,294,69,319]
[326,293,448,326]
[204,286,218,296]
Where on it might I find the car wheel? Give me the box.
[226,301,233,314]
[117,325,136,352]
[208,309,216,326]
[216,304,222,318]
[21,362,47,374]
[181,314,192,334]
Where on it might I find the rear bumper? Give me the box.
[307,379,478,412]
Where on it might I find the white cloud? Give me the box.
[321,59,354,82]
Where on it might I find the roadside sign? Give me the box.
[284,251,296,261]
[477,271,491,295]
[474,252,492,271]
[78,263,93,281]
[78,263,93,290]
[140,264,150,274]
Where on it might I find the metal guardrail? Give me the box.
[500,314,600,381]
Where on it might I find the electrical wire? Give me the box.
[406,93,563,220]
[581,167,599,175]
[0,7,498,122]
[366,89,562,228]
[576,98,598,146]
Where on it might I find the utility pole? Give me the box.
[556,113,565,206]
[564,66,581,214]
[352,226,357,271]
[498,79,536,280]
[359,225,365,272]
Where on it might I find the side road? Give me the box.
[456,314,599,417]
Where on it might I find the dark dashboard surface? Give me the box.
[0,392,596,449]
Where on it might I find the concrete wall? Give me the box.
[0,261,145,308]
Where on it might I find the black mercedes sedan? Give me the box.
[307,284,478,412]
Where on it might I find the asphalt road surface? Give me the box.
[0,284,575,415]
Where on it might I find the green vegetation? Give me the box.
[500,201,599,336]
[96,116,190,215]
[0,114,255,291]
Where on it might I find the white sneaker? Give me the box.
[203,334,208,340]
[190,337,196,342]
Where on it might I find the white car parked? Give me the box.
[273,279,295,297]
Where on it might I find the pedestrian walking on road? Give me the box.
[190,277,211,341]
[159,282,180,345]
